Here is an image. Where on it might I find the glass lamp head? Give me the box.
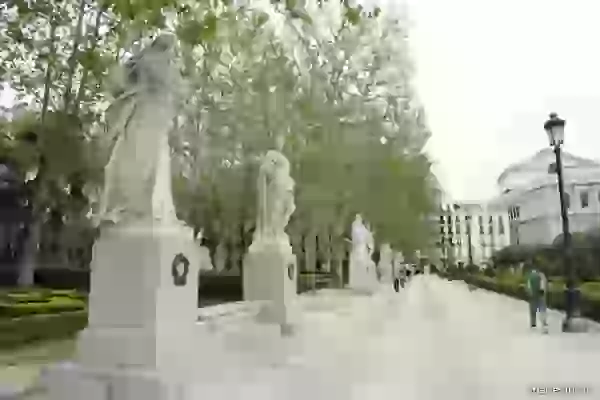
[543,112,566,146]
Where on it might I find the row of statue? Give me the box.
[349,214,410,288]
[94,33,296,249]
[94,34,412,288]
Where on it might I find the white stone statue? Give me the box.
[366,224,375,258]
[393,251,406,278]
[349,214,377,292]
[214,240,227,273]
[243,137,299,331]
[96,33,182,225]
[194,229,214,271]
[351,214,371,259]
[252,138,296,246]
[377,243,393,283]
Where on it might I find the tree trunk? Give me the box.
[41,21,58,123]
[17,219,40,287]
[73,4,105,113]
[63,0,87,111]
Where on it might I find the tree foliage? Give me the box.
[1,0,438,275]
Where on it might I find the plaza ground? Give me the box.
[2,275,598,399]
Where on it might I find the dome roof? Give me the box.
[497,148,600,192]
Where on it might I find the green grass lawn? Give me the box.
[0,338,75,391]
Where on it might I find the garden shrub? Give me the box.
[0,289,88,318]
[0,297,86,318]
[298,271,332,293]
[0,311,87,350]
[460,274,600,323]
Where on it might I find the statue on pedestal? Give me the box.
[349,214,379,291]
[243,137,299,330]
[96,34,182,226]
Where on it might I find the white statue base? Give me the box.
[348,252,378,294]
[43,221,201,400]
[377,262,393,285]
[243,238,299,334]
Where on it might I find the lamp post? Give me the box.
[543,112,580,332]
[466,216,474,266]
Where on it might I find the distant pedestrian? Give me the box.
[526,265,548,332]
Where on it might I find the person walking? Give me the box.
[398,263,407,289]
[526,263,549,333]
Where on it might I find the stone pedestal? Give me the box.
[377,260,393,285]
[44,221,201,400]
[243,239,299,331]
[348,252,377,294]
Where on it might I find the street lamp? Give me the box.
[466,215,474,266]
[543,112,580,332]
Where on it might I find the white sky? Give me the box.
[3,0,600,203]
[402,0,600,202]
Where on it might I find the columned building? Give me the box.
[437,202,510,266]
[490,148,600,245]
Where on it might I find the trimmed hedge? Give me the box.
[460,274,600,323]
[0,289,87,318]
[0,311,88,350]
[198,273,243,306]
[298,271,333,293]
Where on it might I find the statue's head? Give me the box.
[263,150,290,176]
[355,214,362,223]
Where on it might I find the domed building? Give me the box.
[490,148,600,245]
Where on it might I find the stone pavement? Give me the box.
[352,276,599,399]
[186,275,599,399]
[4,275,599,399]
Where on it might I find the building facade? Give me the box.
[491,149,600,245]
[437,202,510,266]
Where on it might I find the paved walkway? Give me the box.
[4,275,599,399]
[353,276,599,399]
[188,275,599,399]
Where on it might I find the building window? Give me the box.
[488,225,493,234]
[446,215,452,224]
[456,222,461,234]
[439,216,445,224]
[508,206,520,220]
[511,206,521,220]
[440,226,445,234]
[498,216,505,235]
[465,215,470,221]
[478,215,483,226]
[448,228,453,235]
[581,191,589,208]
[488,216,493,224]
